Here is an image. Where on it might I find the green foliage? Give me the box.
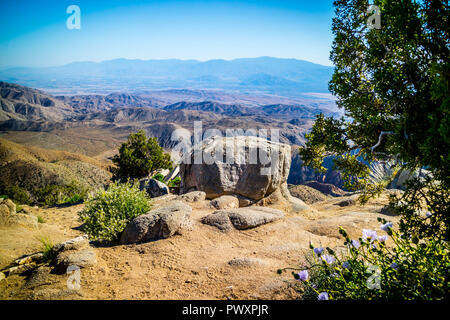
[112,130,173,181]
[37,216,45,223]
[78,181,152,242]
[35,182,88,206]
[3,185,32,205]
[168,176,181,188]
[152,173,165,183]
[63,194,84,205]
[0,195,8,200]
[281,221,449,300]
[40,237,56,263]
[300,0,449,240]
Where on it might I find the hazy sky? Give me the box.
[0,0,335,69]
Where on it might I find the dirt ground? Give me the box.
[0,192,399,300]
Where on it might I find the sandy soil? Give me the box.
[0,192,399,300]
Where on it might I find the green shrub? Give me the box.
[40,237,56,263]
[37,216,45,223]
[280,219,449,300]
[152,173,165,183]
[63,194,84,205]
[112,130,173,180]
[3,185,32,205]
[168,176,181,188]
[78,181,151,242]
[0,195,8,200]
[35,182,87,206]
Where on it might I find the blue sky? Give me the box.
[0,0,335,69]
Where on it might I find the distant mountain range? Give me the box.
[0,80,344,187]
[0,57,334,97]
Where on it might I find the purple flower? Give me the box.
[380,222,393,232]
[342,261,350,269]
[426,211,433,218]
[318,292,329,300]
[378,235,388,242]
[297,270,309,281]
[321,255,335,265]
[390,262,398,270]
[351,240,360,249]
[362,229,378,242]
[330,272,339,278]
[314,247,324,256]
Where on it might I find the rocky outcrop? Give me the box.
[0,198,38,229]
[53,235,96,273]
[201,207,284,232]
[121,201,192,244]
[179,136,309,212]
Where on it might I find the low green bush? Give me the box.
[152,173,165,183]
[3,185,32,205]
[168,176,181,188]
[78,181,151,242]
[35,182,87,206]
[279,218,449,300]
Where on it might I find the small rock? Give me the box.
[179,191,206,203]
[55,249,97,273]
[53,235,89,253]
[201,207,284,232]
[210,195,239,210]
[0,272,5,281]
[7,264,35,276]
[121,201,192,244]
[141,178,170,198]
[14,252,44,265]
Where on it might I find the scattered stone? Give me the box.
[179,191,206,203]
[140,178,170,198]
[55,249,97,273]
[14,252,44,265]
[121,201,192,244]
[201,207,284,232]
[210,195,239,210]
[53,235,90,253]
[0,272,5,281]
[7,264,36,276]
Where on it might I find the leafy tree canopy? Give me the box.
[300,0,449,239]
[112,130,173,180]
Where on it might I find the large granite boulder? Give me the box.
[120,201,192,244]
[179,136,309,212]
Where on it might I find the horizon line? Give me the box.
[1,56,334,71]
